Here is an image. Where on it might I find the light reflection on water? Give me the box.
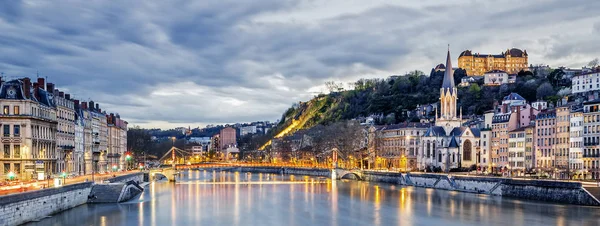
[26,170,600,226]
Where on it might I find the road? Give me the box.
[0,171,139,196]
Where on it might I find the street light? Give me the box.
[7,171,15,180]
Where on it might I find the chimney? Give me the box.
[74,100,80,109]
[82,102,88,109]
[23,78,31,98]
[96,103,99,110]
[0,76,3,87]
[65,94,70,100]
[46,83,55,94]
[89,101,95,110]
[59,91,64,98]
[37,78,45,90]
[53,89,58,96]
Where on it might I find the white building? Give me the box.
[479,129,491,171]
[508,128,526,173]
[571,71,600,97]
[240,125,257,136]
[484,70,509,86]
[570,109,584,178]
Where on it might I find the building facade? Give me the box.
[570,108,584,179]
[583,101,600,179]
[371,123,428,170]
[0,78,58,180]
[458,48,529,76]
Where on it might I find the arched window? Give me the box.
[427,141,431,156]
[463,140,472,161]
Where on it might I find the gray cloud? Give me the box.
[0,0,599,128]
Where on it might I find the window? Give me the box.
[3,145,9,158]
[13,125,20,137]
[3,125,9,137]
[14,163,20,174]
[13,106,19,115]
[3,163,9,174]
[14,145,20,158]
[2,106,8,115]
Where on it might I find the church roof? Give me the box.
[441,49,455,90]
[448,136,459,148]
[449,126,481,137]
[424,126,446,137]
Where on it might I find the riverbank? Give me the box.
[0,172,146,226]
[225,166,600,206]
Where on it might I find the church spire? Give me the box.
[441,46,455,90]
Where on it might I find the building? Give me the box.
[479,129,491,171]
[570,107,584,179]
[490,93,539,174]
[219,127,236,151]
[583,100,600,179]
[422,49,481,171]
[81,102,94,175]
[458,48,529,76]
[371,123,429,170]
[508,127,526,175]
[484,70,509,86]
[0,78,59,180]
[51,85,76,175]
[74,100,85,175]
[571,69,600,99]
[535,109,556,176]
[240,125,257,136]
[555,105,571,179]
[458,76,483,87]
[107,113,128,171]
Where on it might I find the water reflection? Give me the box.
[26,170,600,226]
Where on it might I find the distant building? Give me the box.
[219,127,236,151]
[240,125,257,136]
[458,76,483,87]
[483,70,509,86]
[458,48,529,76]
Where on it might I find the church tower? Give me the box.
[436,47,461,132]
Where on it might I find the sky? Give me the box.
[0,0,599,129]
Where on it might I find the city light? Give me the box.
[126,154,132,160]
[7,171,15,180]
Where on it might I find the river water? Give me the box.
[27,170,600,226]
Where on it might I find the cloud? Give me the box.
[0,0,599,128]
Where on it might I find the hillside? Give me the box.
[250,67,570,152]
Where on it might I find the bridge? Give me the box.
[334,168,364,180]
[151,146,189,182]
[149,168,178,182]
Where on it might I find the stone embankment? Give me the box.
[0,182,93,226]
[229,167,600,206]
[0,172,148,226]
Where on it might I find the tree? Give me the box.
[547,69,565,87]
[536,82,555,100]
[588,58,599,68]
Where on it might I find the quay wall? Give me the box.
[0,182,93,226]
[0,173,146,226]
[227,167,600,206]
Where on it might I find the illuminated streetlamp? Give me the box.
[7,171,15,180]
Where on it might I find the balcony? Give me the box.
[584,142,600,147]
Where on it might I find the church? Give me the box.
[419,49,481,171]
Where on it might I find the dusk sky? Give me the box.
[1,0,599,129]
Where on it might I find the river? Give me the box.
[26,170,600,226]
